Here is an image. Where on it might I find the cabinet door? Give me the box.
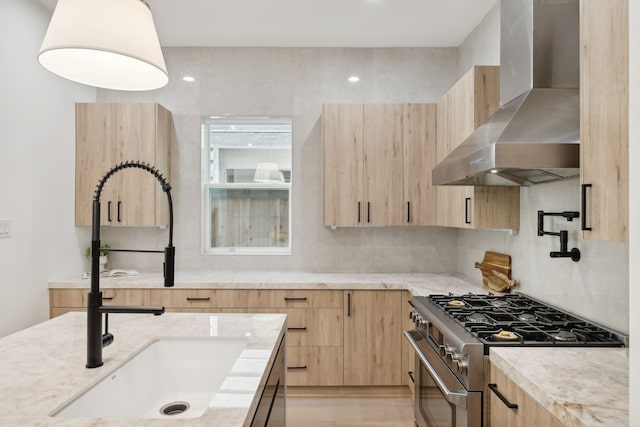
[75,103,117,226]
[580,0,628,243]
[49,288,150,318]
[113,104,168,226]
[435,66,519,230]
[251,308,343,347]
[488,363,563,427]
[343,290,402,385]
[148,289,247,309]
[287,347,344,386]
[75,103,171,227]
[435,92,472,228]
[363,104,404,226]
[323,104,364,227]
[403,104,437,225]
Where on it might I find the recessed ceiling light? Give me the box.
[182,76,196,82]
[348,76,360,83]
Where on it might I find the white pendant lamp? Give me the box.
[38,0,168,91]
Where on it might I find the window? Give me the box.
[202,116,292,254]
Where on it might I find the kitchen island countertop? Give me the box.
[0,312,286,426]
[490,347,628,427]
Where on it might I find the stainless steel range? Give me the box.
[404,293,626,427]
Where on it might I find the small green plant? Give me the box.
[85,243,111,257]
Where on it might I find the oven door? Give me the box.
[405,330,482,427]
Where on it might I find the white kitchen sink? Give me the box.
[52,337,249,419]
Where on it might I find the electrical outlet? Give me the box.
[0,219,12,238]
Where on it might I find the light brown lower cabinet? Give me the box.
[247,289,344,387]
[286,346,344,386]
[344,290,403,386]
[48,288,150,318]
[488,362,563,427]
[50,288,407,390]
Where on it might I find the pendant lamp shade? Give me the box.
[38,0,168,91]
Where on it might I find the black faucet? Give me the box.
[86,161,175,369]
[537,210,581,262]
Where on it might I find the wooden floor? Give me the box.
[286,396,415,427]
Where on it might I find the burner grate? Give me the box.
[427,293,626,348]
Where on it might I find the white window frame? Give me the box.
[200,117,292,255]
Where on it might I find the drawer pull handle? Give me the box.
[287,365,307,370]
[408,371,415,383]
[287,327,307,331]
[488,383,519,409]
[103,297,114,301]
[284,297,307,302]
[186,297,211,301]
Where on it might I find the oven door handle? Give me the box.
[404,330,468,408]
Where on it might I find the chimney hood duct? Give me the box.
[432,0,580,186]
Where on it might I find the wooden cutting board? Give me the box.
[474,251,512,287]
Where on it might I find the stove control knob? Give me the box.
[450,351,463,362]
[441,344,457,359]
[417,318,428,330]
[439,344,453,357]
[455,357,469,375]
[412,313,422,326]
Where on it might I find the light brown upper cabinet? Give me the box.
[323,104,404,227]
[75,103,172,227]
[403,104,437,225]
[323,103,437,227]
[435,66,520,230]
[579,0,628,243]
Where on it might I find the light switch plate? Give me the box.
[0,219,11,238]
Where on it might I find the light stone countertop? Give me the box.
[46,272,629,427]
[48,271,488,296]
[490,347,629,427]
[0,312,286,426]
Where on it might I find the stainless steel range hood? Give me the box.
[433,0,580,186]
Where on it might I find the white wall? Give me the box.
[456,2,629,333]
[628,0,638,424]
[458,0,500,75]
[0,0,95,337]
[95,47,461,274]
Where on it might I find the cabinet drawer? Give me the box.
[286,347,343,386]
[251,308,343,347]
[149,289,247,308]
[165,308,247,313]
[247,290,343,308]
[49,289,146,308]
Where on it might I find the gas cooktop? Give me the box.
[427,293,626,348]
